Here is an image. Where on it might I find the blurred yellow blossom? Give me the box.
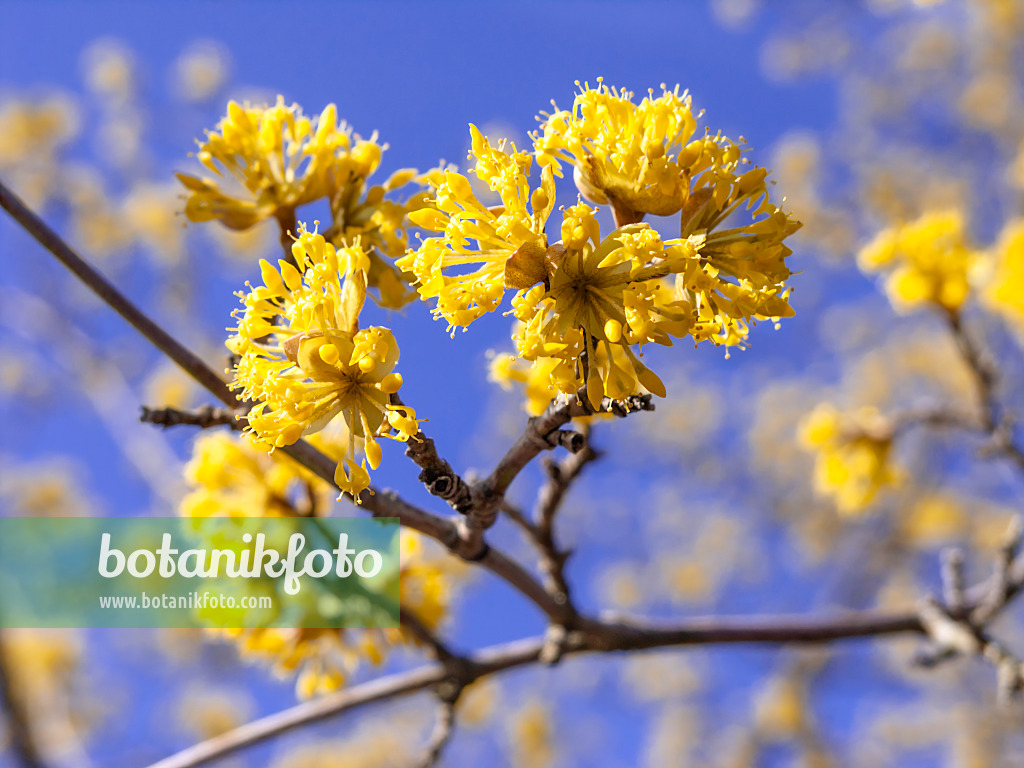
[799,404,901,514]
[753,674,808,740]
[176,686,252,741]
[621,653,701,703]
[2,630,82,713]
[122,182,186,264]
[457,677,501,727]
[173,40,230,103]
[269,724,417,768]
[182,436,460,697]
[81,39,135,105]
[598,562,645,609]
[225,528,459,699]
[0,458,94,517]
[488,352,559,415]
[0,94,79,207]
[900,493,967,548]
[227,226,420,501]
[181,431,340,519]
[858,210,976,313]
[143,362,197,410]
[509,700,556,768]
[64,166,134,259]
[981,219,1024,339]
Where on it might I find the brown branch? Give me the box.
[916,517,1024,700]
[399,607,459,666]
[416,694,459,768]
[143,606,930,768]
[399,611,468,768]
[947,310,999,431]
[0,176,567,625]
[143,522,1024,768]
[392,394,474,515]
[499,499,534,537]
[140,405,243,431]
[274,206,297,267]
[530,429,600,621]
[608,195,644,227]
[463,393,653,557]
[891,407,983,437]
[944,310,1024,471]
[0,179,235,407]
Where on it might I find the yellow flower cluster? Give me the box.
[534,80,700,219]
[799,404,902,515]
[180,434,458,698]
[177,98,431,308]
[982,219,1024,338]
[858,210,977,313]
[400,85,798,409]
[228,226,420,501]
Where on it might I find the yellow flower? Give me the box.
[534,79,699,218]
[508,217,695,408]
[177,98,346,229]
[177,98,429,308]
[535,79,796,236]
[0,94,78,207]
[799,404,901,515]
[858,210,976,313]
[228,225,420,502]
[487,352,560,416]
[405,113,798,409]
[397,124,554,333]
[982,219,1024,338]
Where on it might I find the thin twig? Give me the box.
[140,405,243,431]
[416,694,459,768]
[947,310,999,431]
[0,180,234,406]
[464,393,653,557]
[917,517,1024,699]
[944,310,1024,471]
[393,395,474,514]
[400,607,458,665]
[532,429,599,614]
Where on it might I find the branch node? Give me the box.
[539,624,569,666]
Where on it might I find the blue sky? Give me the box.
[0,2,903,766]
